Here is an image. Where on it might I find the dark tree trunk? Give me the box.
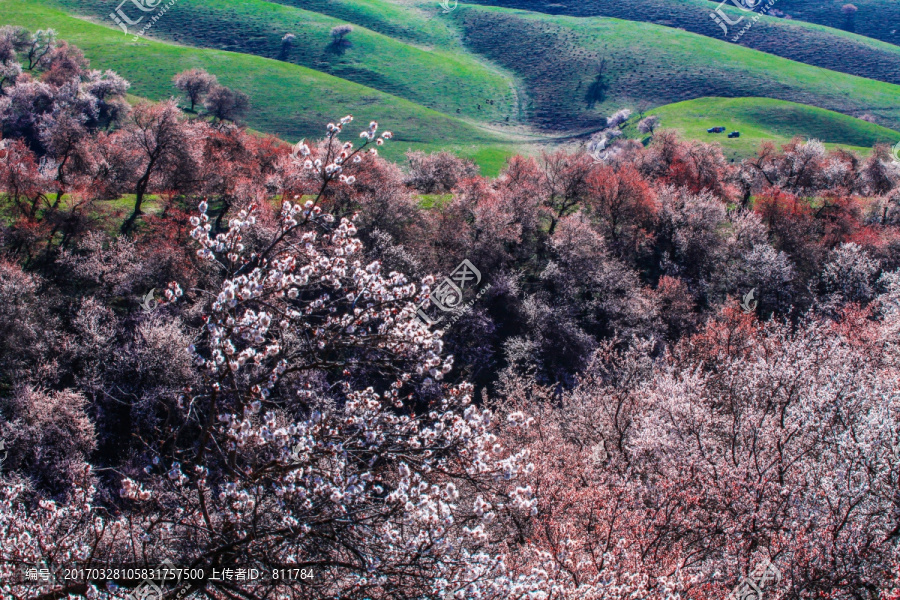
[122,162,155,234]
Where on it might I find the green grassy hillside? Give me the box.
[5,0,899,174]
[257,0,463,49]
[19,0,900,135]
[625,97,900,161]
[37,0,518,122]
[0,0,517,172]
[455,6,900,131]
[463,0,900,89]
[770,0,900,47]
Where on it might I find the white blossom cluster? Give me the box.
[190,199,255,265]
[183,195,442,395]
[0,479,132,600]
[290,115,391,184]
[119,477,152,501]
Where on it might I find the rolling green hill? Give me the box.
[768,0,900,47]
[4,0,899,174]
[25,0,900,135]
[624,97,900,161]
[463,0,900,89]
[0,0,517,172]
[454,6,900,131]
[37,0,519,122]
[245,0,464,50]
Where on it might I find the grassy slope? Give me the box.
[0,0,516,173]
[192,0,900,138]
[38,0,517,122]
[455,6,900,132]
[462,0,900,89]
[626,97,900,161]
[255,0,464,49]
[5,0,897,172]
[770,0,900,47]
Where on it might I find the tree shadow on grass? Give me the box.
[585,58,609,109]
[326,39,352,56]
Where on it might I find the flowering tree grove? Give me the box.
[1,31,900,600]
[0,117,538,600]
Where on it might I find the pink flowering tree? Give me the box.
[495,306,900,599]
